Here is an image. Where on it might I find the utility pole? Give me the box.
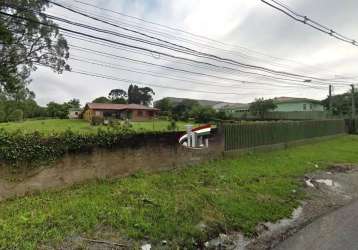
[352,84,356,119]
[329,85,333,114]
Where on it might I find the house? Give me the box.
[68,108,82,119]
[273,97,324,112]
[82,103,159,122]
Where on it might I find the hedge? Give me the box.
[0,127,138,167]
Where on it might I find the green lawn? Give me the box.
[0,119,197,134]
[1,136,358,249]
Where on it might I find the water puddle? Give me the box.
[264,206,303,232]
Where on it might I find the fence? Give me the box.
[224,119,346,151]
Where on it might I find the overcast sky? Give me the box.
[30,0,358,106]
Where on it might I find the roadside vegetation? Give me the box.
[0,136,357,249]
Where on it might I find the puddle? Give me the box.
[141,243,151,250]
[305,179,315,188]
[264,206,303,232]
[204,233,250,250]
[316,179,333,186]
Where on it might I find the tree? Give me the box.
[127,84,155,105]
[66,98,80,109]
[7,109,23,122]
[249,98,277,119]
[0,110,6,122]
[171,99,199,121]
[0,1,70,98]
[322,90,358,116]
[92,96,110,103]
[108,89,127,104]
[191,106,216,123]
[47,101,68,119]
[154,98,173,115]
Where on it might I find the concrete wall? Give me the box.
[0,130,224,201]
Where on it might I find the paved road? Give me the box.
[275,199,358,250]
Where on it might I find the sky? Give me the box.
[30,0,358,106]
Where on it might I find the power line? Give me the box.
[18,2,350,84]
[68,69,254,96]
[69,45,327,88]
[70,55,326,90]
[3,9,342,89]
[3,5,354,87]
[66,0,353,78]
[261,0,358,47]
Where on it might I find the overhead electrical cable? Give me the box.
[260,0,358,47]
[67,0,353,78]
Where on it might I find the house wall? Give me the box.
[83,109,96,121]
[83,109,157,122]
[68,111,81,119]
[131,110,156,121]
[275,102,324,112]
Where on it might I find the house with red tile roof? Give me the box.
[82,103,159,122]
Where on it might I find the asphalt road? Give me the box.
[275,199,358,250]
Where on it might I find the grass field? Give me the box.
[0,119,197,134]
[0,136,358,249]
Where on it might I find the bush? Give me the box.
[167,119,177,131]
[7,109,23,122]
[0,111,6,123]
[0,126,136,167]
[91,116,104,126]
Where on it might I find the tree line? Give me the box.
[154,98,231,123]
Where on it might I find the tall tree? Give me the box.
[108,88,127,104]
[154,97,173,114]
[0,0,70,98]
[127,84,155,106]
[249,98,277,119]
[65,98,80,108]
[92,96,110,103]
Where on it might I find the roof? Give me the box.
[273,97,321,104]
[86,103,159,111]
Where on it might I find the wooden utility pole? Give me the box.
[352,84,356,119]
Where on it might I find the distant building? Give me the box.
[273,97,324,112]
[68,108,82,119]
[82,103,159,122]
[221,103,250,118]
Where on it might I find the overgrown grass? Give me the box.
[0,119,197,134]
[1,136,358,249]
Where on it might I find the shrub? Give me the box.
[7,109,23,122]
[167,119,177,131]
[0,111,6,123]
[0,126,136,167]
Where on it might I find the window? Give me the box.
[95,111,101,116]
[303,104,307,110]
[75,112,78,115]
[310,104,313,110]
[137,110,143,116]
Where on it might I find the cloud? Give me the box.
[29,0,358,106]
